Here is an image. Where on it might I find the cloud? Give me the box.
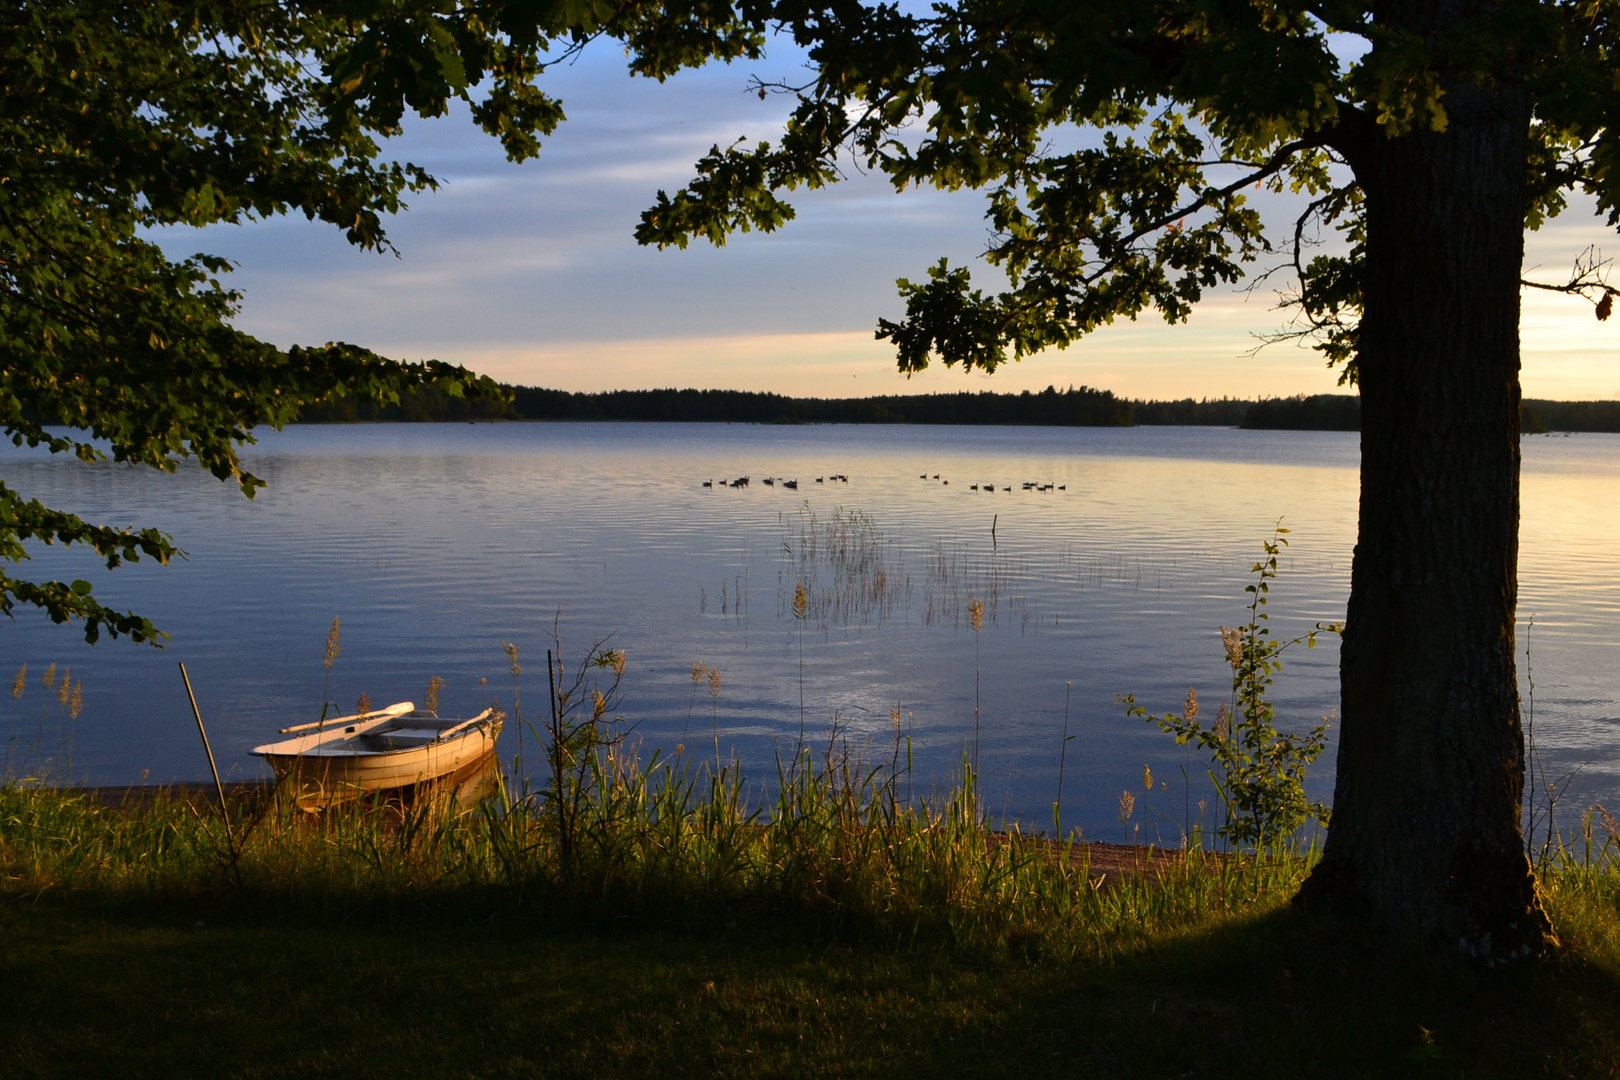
[143,44,1619,401]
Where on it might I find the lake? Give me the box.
[3,422,1617,842]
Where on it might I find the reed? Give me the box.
[0,739,1314,962]
[779,505,907,631]
[317,615,341,727]
[2,660,88,786]
[967,597,984,780]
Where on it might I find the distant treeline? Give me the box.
[1232,394,1620,433]
[302,384,1135,426]
[296,386,1620,432]
[505,384,1135,425]
[297,386,516,423]
[1242,394,1361,431]
[1524,399,1620,433]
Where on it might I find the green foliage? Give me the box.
[1124,525,1339,852]
[639,3,1620,382]
[0,0,772,641]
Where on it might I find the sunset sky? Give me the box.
[173,42,1620,402]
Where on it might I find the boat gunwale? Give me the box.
[250,705,499,761]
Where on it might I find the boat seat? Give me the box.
[361,727,443,750]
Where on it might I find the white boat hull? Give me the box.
[251,703,502,809]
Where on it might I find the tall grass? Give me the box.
[0,735,1310,960]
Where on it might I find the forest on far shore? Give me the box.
[296,385,1620,433]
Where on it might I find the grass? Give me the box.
[3,865,1619,1078]
[4,766,1620,1077]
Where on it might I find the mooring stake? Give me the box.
[179,662,239,881]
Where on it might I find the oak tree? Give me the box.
[638,0,1618,953]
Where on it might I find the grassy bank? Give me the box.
[4,777,1620,1077]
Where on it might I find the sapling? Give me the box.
[1123,524,1339,853]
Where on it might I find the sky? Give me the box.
[162,41,1620,402]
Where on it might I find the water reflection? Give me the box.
[0,423,1615,841]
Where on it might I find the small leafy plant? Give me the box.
[1122,524,1339,852]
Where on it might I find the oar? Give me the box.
[434,708,499,741]
[279,701,413,734]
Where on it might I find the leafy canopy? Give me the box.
[636,1,1620,374]
[2,0,761,642]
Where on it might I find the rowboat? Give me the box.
[251,701,503,809]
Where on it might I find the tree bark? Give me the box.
[1299,75,1552,954]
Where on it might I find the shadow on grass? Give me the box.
[3,892,1616,1079]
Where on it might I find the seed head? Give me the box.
[707,667,722,697]
[593,690,607,721]
[503,641,521,679]
[1214,702,1230,741]
[891,706,902,730]
[793,581,809,620]
[1220,626,1243,670]
[1117,789,1136,823]
[42,663,56,691]
[1143,764,1153,793]
[1183,687,1199,723]
[968,598,984,633]
[357,692,372,717]
[691,660,706,685]
[69,681,83,721]
[1598,805,1620,841]
[612,649,627,677]
[425,675,445,717]
[57,668,71,706]
[323,616,342,670]
[11,663,25,700]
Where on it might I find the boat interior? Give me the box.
[358,712,472,751]
[253,703,499,759]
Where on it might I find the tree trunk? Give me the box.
[1299,79,1551,955]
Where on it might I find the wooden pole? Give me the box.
[179,663,238,878]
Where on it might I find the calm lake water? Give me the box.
[3,422,1617,841]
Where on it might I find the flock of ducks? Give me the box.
[700,473,1063,491]
[701,474,850,489]
[922,474,1065,492]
